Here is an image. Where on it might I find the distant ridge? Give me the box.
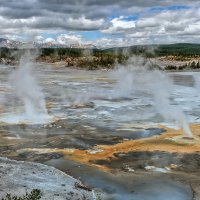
[0,38,200,56]
[103,43,200,56]
[0,38,97,49]
[0,38,21,48]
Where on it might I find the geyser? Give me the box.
[111,57,193,138]
[1,51,52,124]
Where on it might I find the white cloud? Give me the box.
[102,16,136,34]
[67,16,104,30]
[101,7,200,46]
[34,35,44,42]
[0,1,200,47]
[44,37,56,43]
[56,34,83,45]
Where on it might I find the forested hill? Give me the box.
[105,43,200,56]
[155,43,200,56]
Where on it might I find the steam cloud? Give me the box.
[8,50,52,124]
[111,56,192,137]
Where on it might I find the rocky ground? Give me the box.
[0,157,95,200]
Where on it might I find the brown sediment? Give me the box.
[0,133,30,147]
[62,124,200,170]
[46,101,55,109]
[0,87,11,92]
[0,106,5,113]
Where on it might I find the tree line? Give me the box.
[165,61,200,70]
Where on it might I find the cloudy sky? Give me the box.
[0,0,200,47]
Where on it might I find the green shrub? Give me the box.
[1,189,42,200]
[165,65,177,70]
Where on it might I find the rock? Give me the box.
[144,165,170,173]
[125,166,135,172]
[169,164,179,170]
[68,102,95,109]
[0,157,95,200]
[182,136,194,140]
[144,165,156,171]
[87,147,104,154]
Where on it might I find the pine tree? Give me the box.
[197,61,200,68]
[191,61,196,69]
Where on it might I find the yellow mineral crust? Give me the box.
[64,124,200,167]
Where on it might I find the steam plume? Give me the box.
[111,56,192,137]
[8,50,51,124]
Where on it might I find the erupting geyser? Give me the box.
[112,57,193,138]
[1,51,52,124]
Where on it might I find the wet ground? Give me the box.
[0,63,200,199]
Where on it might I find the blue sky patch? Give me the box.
[148,5,190,13]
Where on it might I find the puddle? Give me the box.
[45,158,193,200]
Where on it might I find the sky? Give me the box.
[0,0,200,47]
